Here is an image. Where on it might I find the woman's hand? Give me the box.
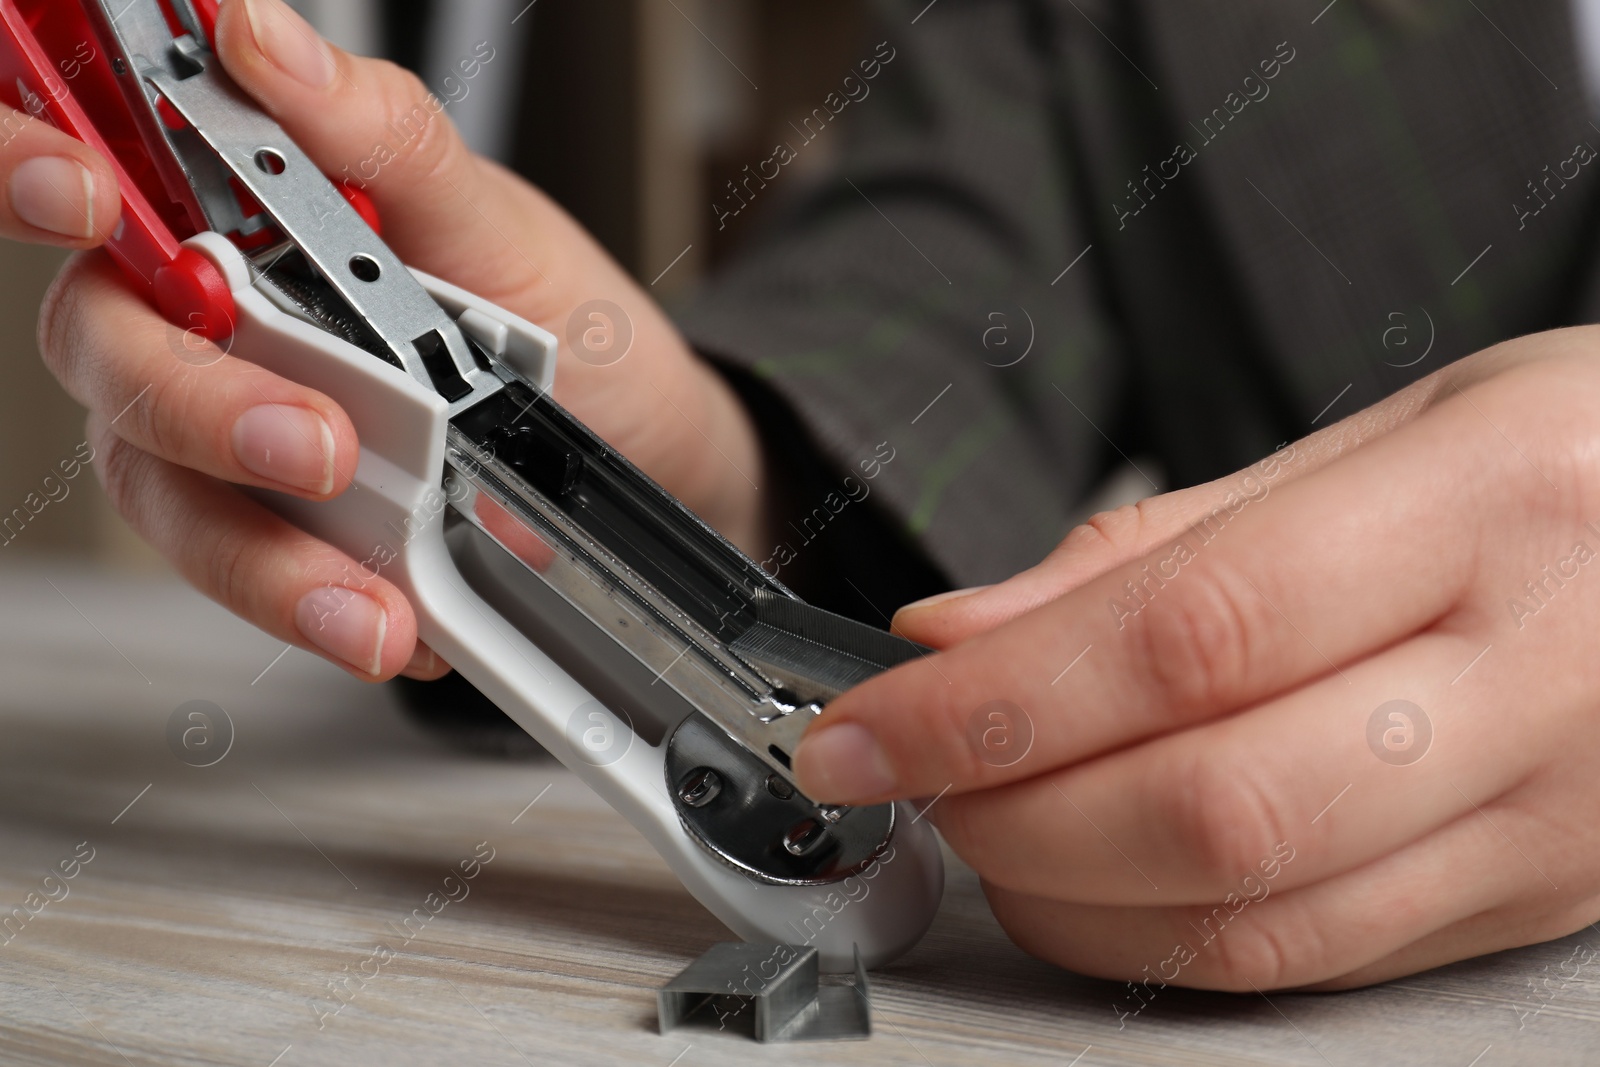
[19,0,765,682]
[793,330,1600,992]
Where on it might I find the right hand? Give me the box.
[12,0,766,681]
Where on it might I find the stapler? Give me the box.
[0,0,944,970]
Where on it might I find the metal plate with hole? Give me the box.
[97,0,500,411]
[665,713,893,886]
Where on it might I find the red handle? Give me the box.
[0,0,234,338]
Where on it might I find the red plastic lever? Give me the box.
[0,0,383,342]
[0,0,235,339]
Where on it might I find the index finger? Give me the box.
[0,104,122,246]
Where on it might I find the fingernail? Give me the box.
[232,405,336,494]
[243,0,336,88]
[402,642,445,679]
[897,585,992,614]
[10,157,95,239]
[794,723,897,802]
[296,586,386,675]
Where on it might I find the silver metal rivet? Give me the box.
[782,818,826,856]
[679,768,723,808]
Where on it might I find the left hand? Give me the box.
[26,0,767,685]
[792,327,1600,992]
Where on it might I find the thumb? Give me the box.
[891,367,1455,650]
[213,0,571,317]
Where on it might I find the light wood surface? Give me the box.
[1,562,1596,1066]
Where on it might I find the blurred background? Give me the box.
[0,0,869,570]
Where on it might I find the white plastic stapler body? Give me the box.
[0,0,944,970]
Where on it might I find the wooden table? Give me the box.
[1,563,1595,1066]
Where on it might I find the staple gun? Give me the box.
[0,0,944,969]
